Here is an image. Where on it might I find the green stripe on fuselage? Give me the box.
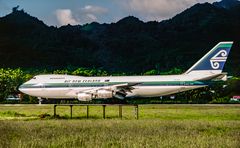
[20,81,207,88]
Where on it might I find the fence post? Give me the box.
[70,105,73,119]
[135,105,139,120]
[103,105,106,119]
[119,105,122,119]
[54,105,56,118]
[87,105,89,118]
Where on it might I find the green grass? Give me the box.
[0,104,240,147]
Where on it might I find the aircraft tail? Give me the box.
[185,42,233,75]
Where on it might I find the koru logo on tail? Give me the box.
[210,50,227,69]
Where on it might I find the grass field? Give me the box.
[0,104,239,147]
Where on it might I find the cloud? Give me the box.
[77,5,108,23]
[55,5,108,26]
[55,9,79,25]
[121,0,217,21]
[86,13,97,22]
[81,5,108,14]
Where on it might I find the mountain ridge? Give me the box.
[213,0,240,9]
[0,0,239,75]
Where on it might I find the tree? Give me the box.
[0,68,32,101]
[12,5,20,12]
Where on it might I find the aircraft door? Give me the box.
[180,81,186,91]
[40,83,45,90]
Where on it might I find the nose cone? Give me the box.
[18,83,27,94]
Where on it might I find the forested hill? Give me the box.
[0,0,240,75]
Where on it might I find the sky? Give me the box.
[0,0,219,26]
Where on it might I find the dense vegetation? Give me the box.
[0,68,240,104]
[0,1,240,75]
[0,105,239,147]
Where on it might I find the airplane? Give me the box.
[19,42,233,101]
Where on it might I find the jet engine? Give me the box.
[77,93,93,101]
[96,89,113,99]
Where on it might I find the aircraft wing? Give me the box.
[111,82,141,92]
[66,82,141,98]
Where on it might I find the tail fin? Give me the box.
[185,42,233,75]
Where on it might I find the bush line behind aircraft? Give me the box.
[19,42,233,101]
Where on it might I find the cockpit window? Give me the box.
[32,77,36,79]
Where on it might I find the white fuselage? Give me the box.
[19,73,208,99]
